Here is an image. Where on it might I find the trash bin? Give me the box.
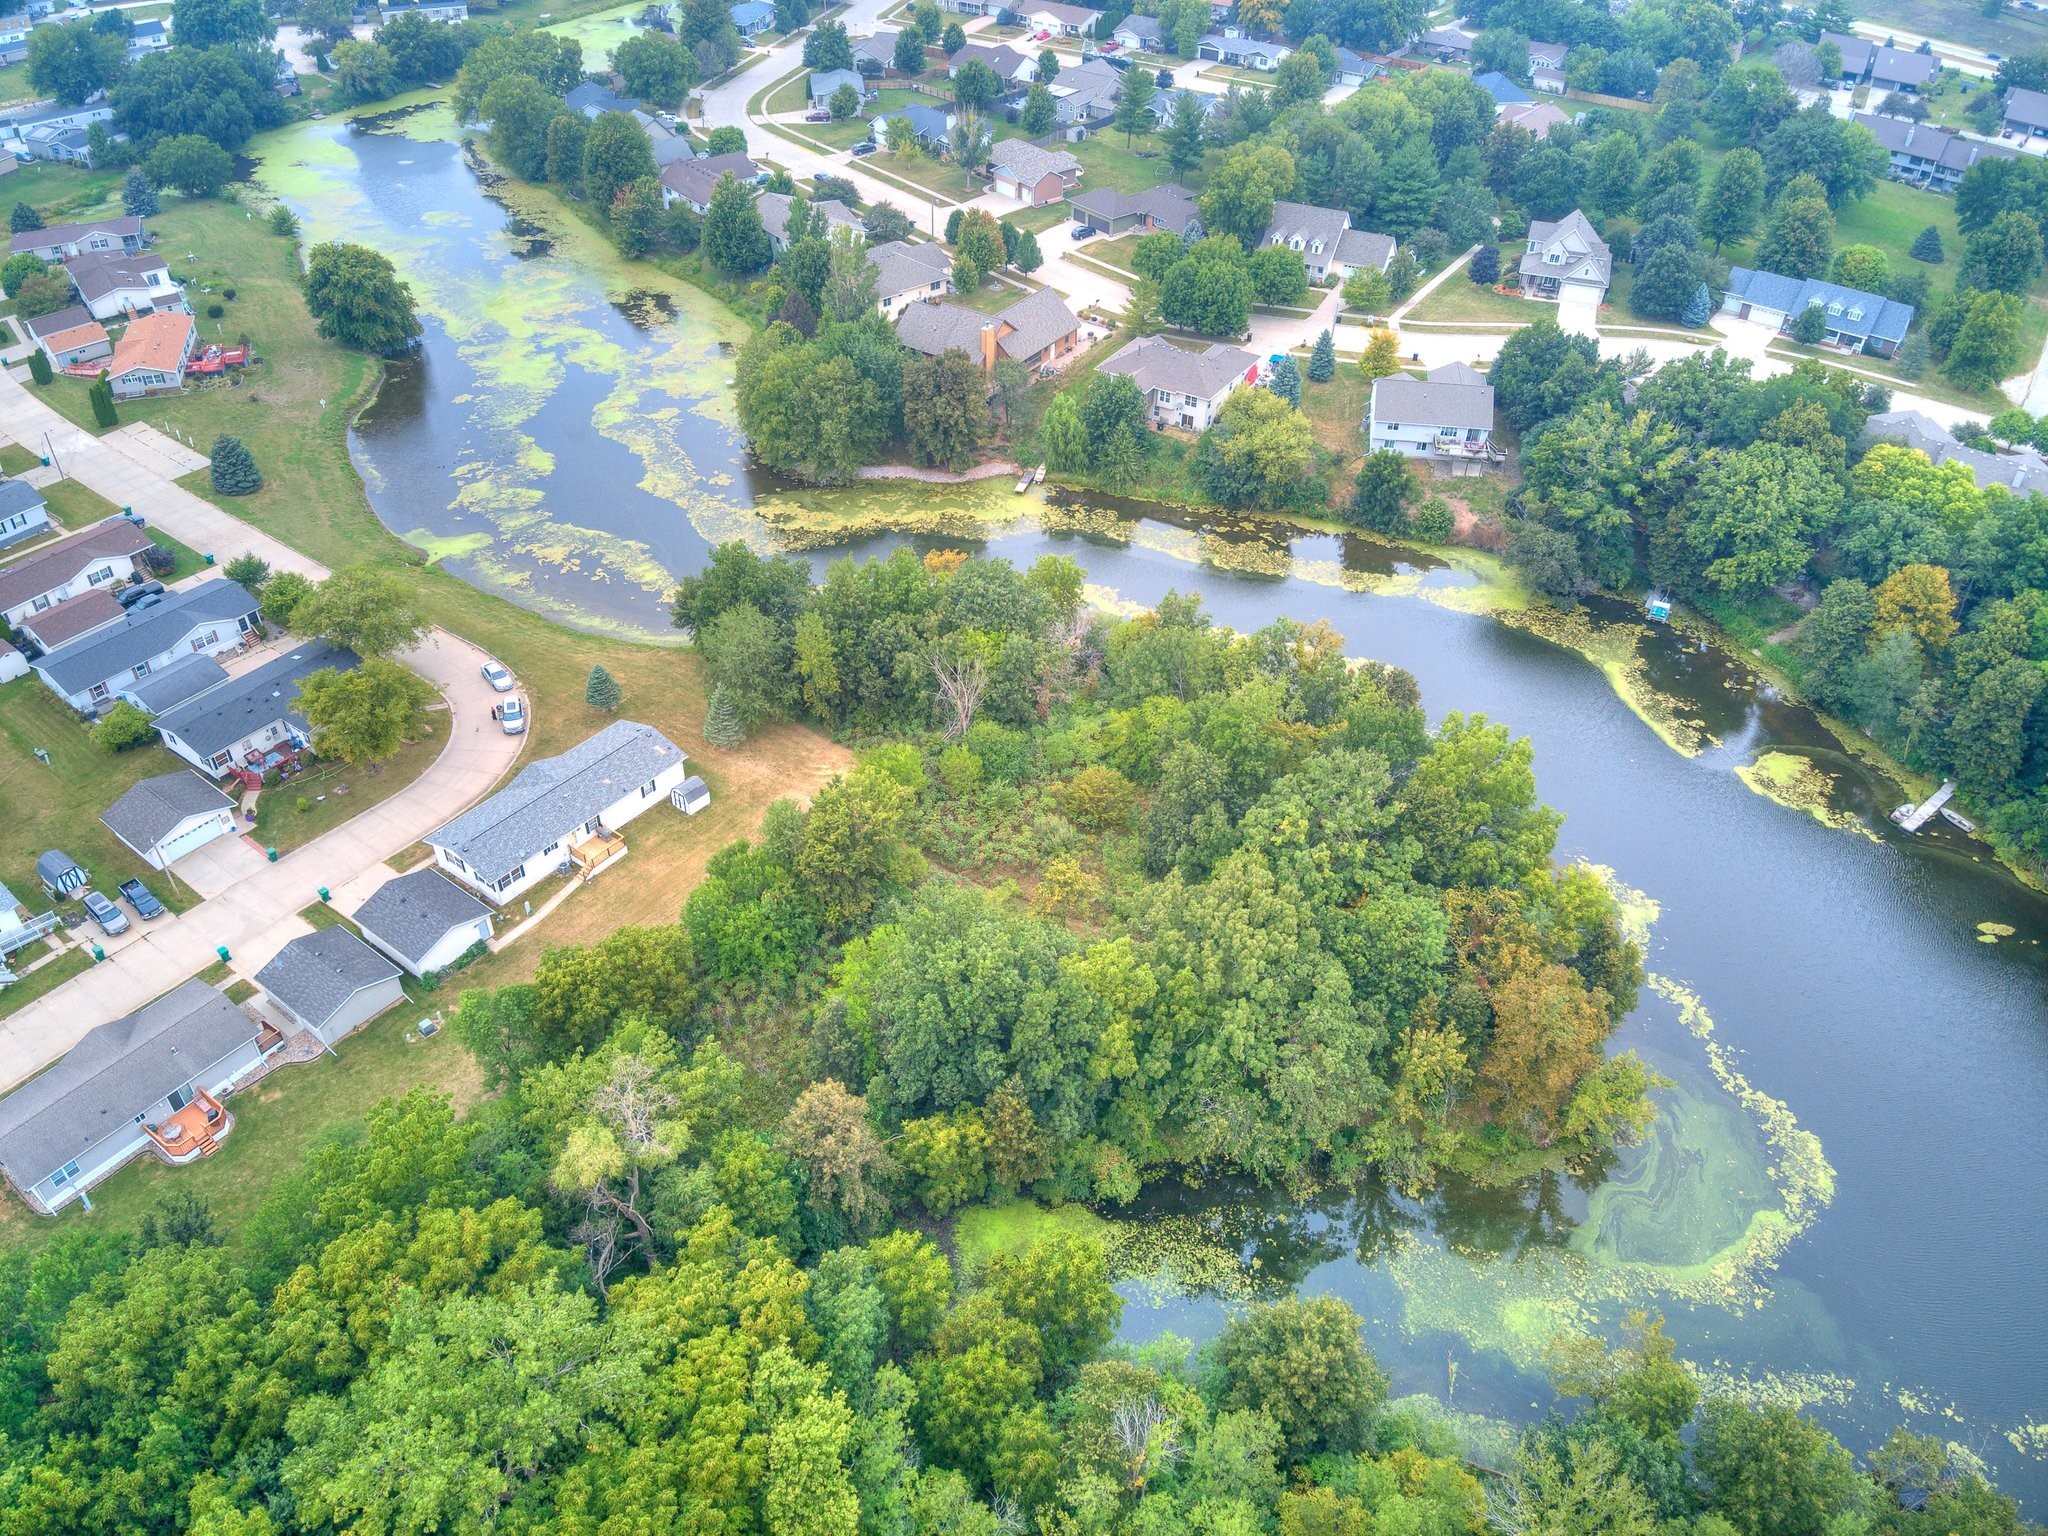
[266,846,277,862]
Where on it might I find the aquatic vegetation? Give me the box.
[1734,751,1876,839]
[1501,604,1713,756]
[1976,921,2017,944]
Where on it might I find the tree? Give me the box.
[8,201,38,233]
[223,554,271,591]
[209,435,261,496]
[482,72,559,181]
[1831,243,1890,292]
[297,565,427,657]
[299,0,356,45]
[1308,327,1336,382]
[28,23,127,106]
[705,173,772,274]
[584,111,660,215]
[1199,140,1294,247]
[948,110,992,175]
[543,111,589,192]
[1789,304,1828,345]
[1959,208,2045,294]
[1165,86,1208,177]
[113,43,286,152]
[296,658,438,767]
[1193,388,1314,508]
[1214,1297,1389,1460]
[983,1237,1121,1376]
[1,251,46,297]
[90,701,157,752]
[1247,244,1308,305]
[701,602,789,728]
[14,262,82,325]
[1756,186,1834,278]
[893,26,927,75]
[585,664,622,712]
[1160,236,1254,335]
[1693,1400,1857,1536]
[331,40,398,104]
[609,172,668,256]
[1946,288,2027,388]
[902,350,991,471]
[304,242,421,356]
[1359,326,1400,380]
[27,347,52,387]
[1021,79,1056,135]
[1265,354,1302,408]
[1349,449,1416,533]
[381,11,472,86]
[805,19,853,70]
[1910,223,1945,262]
[121,170,160,218]
[1697,146,1766,249]
[706,124,748,156]
[88,371,118,429]
[171,0,273,48]
[1344,264,1391,315]
[1270,48,1326,108]
[780,1080,893,1233]
[1682,442,1842,593]
[704,682,745,746]
[829,81,860,119]
[823,227,878,321]
[1682,283,1712,327]
[260,570,315,628]
[1112,65,1156,146]
[1469,243,1501,285]
[953,58,1001,112]
[1003,222,1041,274]
[1873,562,1959,652]
[614,30,697,105]
[143,134,233,196]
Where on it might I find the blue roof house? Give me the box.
[730,0,776,36]
[1721,268,1916,358]
[1474,70,1532,105]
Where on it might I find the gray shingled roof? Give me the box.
[1098,335,1257,401]
[255,927,401,1031]
[994,285,1079,360]
[0,516,150,613]
[123,651,228,713]
[988,138,1080,187]
[2007,86,2048,128]
[152,640,358,761]
[658,152,761,206]
[0,480,45,520]
[100,770,235,856]
[1336,228,1395,272]
[0,979,254,1184]
[1067,183,1202,235]
[35,850,81,886]
[1852,111,2015,175]
[1725,266,1914,344]
[353,869,493,969]
[895,286,1079,362]
[428,719,687,885]
[1863,409,2048,492]
[1520,210,1611,287]
[7,214,142,258]
[1371,362,1496,431]
[1262,200,1349,254]
[21,589,122,649]
[23,303,97,341]
[866,238,953,300]
[64,251,173,305]
[810,66,863,99]
[35,580,257,695]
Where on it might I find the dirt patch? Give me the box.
[1444,494,1506,551]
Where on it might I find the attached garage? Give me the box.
[100,771,239,871]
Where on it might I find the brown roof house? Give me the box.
[0,516,151,626]
[25,304,110,369]
[104,310,196,399]
[895,285,1083,375]
[988,138,1081,206]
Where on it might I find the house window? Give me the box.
[641,777,658,797]
[209,750,231,769]
[31,595,49,611]
[49,1159,80,1188]
[90,682,109,701]
[87,565,113,585]
[132,661,150,679]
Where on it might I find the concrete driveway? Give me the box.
[1556,287,1601,338]
[168,836,271,899]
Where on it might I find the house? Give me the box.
[0,101,114,163]
[0,13,30,66]
[25,304,110,368]
[254,928,405,1047]
[1532,64,1565,93]
[1331,46,1379,86]
[20,123,103,168]
[1854,111,2016,193]
[895,285,1082,370]
[948,41,1034,81]
[104,310,196,398]
[1722,267,1915,357]
[566,81,643,118]
[1113,13,1160,51]
[849,30,904,73]
[1367,361,1499,470]
[729,0,775,37]
[868,103,955,148]
[1474,70,1532,105]
[1022,2,1101,37]
[1528,39,1568,69]
[1519,210,1611,302]
[0,880,59,959]
[20,588,123,651]
[755,192,864,253]
[425,719,691,903]
[1097,335,1258,430]
[64,251,186,321]
[1068,182,1202,237]
[9,213,143,263]
[1195,33,1291,69]
[115,650,226,715]
[125,17,168,57]
[154,640,359,778]
[657,152,764,213]
[1498,100,1570,138]
[377,0,469,19]
[2003,85,2048,140]
[809,67,868,105]
[1259,201,1348,282]
[100,770,239,870]
[0,516,151,626]
[35,849,85,898]
[987,138,1081,204]
[1821,30,1937,92]
[33,579,260,713]
[352,868,496,979]
[1418,26,1472,61]
[0,979,273,1214]
[0,480,48,552]
[1336,228,1396,278]
[1862,409,2048,493]
[866,239,955,318]
[1048,58,1125,126]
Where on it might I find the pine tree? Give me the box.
[210,435,262,495]
[1267,355,1301,407]
[704,683,745,748]
[1681,283,1711,328]
[1307,327,1335,382]
[87,372,117,429]
[585,664,622,712]
[1910,225,1944,264]
[1468,244,1501,285]
[121,171,160,218]
[10,202,40,233]
[26,347,51,386]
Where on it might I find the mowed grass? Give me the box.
[1851,0,2048,57]
[1069,134,1179,193]
[247,720,443,853]
[866,148,979,201]
[0,948,93,1023]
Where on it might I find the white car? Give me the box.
[497,695,527,735]
[480,659,515,692]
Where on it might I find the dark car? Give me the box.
[118,878,165,919]
[851,140,877,156]
[1072,225,1098,239]
[117,580,165,608]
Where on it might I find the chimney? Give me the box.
[979,323,998,376]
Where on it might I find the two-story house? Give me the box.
[867,239,955,319]
[895,286,1083,373]
[1097,334,1258,431]
[0,517,152,627]
[64,250,187,320]
[1366,362,1500,473]
[33,579,259,713]
[1853,111,2015,193]
[1518,209,1611,303]
[1259,200,1397,284]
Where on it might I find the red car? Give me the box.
[804,109,831,121]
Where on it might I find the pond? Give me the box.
[254,107,2048,1501]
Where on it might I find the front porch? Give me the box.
[145,1087,230,1163]
[570,827,628,879]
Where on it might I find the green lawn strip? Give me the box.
[249,726,442,854]
[1003,201,1072,234]
[0,443,38,475]
[865,150,975,202]
[1067,136,1176,193]
[0,678,214,918]
[1849,0,2048,57]
[0,949,94,1023]
[746,64,807,120]
[1,161,124,223]
[1407,272,1537,325]
[1065,251,1139,287]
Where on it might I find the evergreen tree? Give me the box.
[88,371,117,428]
[9,201,39,233]
[1469,244,1501,285]
[704,682,745,747]
[1266,355,1301,407]
[1307,327,1335,382]
[209,434,262,495]
[26,347,51,386]
[585,664,622,712]
[1790,304,1827,344]
[121,170,160,217]
[1910,224,1945,263]
[1681,283,1712,328]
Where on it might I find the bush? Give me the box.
[1411,497,1456,543]
[89,701,156,752]
[296,796,311,813]
[1790,304,1828,344]
[224,553,271,590]
[206,302,225,319]
[1468,243,1501,285]
[222,287,237,300]
[139,543,175,577]
[27,348,51,386]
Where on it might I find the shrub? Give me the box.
[224,553,271,590]
[585,664,622,712]
[89,701,156,752]
[210,435,262,496]
[296,796,311,813]
[26,348,51,386]
[206,302,225,319]
[87,371,117,428]
[1411,497,1456,543]
[222,287,237,300]
[1789,304,1828,344]
[139,544,175,577]
[1468,243,1501,285]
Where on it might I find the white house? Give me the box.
[64,250,186,321]
[0,880,59,960]
[104,309,196,398]
[425,719,691,903]
[0,480,49,552]
[657,151,764,213]
[1518,209,1611,303]
[1022,2,1101,36]
[153,641,359,779]
[0,14,31,66]
[866,239,955,319]
[1366,361,1499,473]
[352,868,496,979]
[1097,335,1258,431]
[1258,200,1394,284]
[0,979,273,1214]
[377,0,469,20]
[100,770,239,870]
[32,579,260,713]
[126,18,168,57]
[254,928,406,1048]
[0,516,151,627]
[7,212,142,264]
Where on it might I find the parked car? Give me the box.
[82,890,129,936]
[129,593,164,611]
[1072,225,1098,239]
[118,878,165,919]
[117,580,165,608]
[480,659,515,692]
[850,140,877,156]
[804,109,831,121]
[496,695,527,735]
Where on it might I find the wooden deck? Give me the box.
[145,1088,228,1162]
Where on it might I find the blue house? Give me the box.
[1721,267,1916,358]
[0,481,49,552]
[729,0,776,36]
[1474,70,1532,105]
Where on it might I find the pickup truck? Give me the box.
[119,878,166,919]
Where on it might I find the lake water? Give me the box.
[255,108,2048,1500]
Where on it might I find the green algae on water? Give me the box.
[1735,751,1878,840]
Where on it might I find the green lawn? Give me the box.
[1407,272,1538,325]
[248,723,442,853]
[1085,231,1142,273]
[1069,134,1178,194]
[1004,201,1073,234]
[765,70,812,115]
[1851,0,2048,58]
[0,62,29,107]
[0,949,93,1023]
[865,149,977,202]
[0,161,125,224]
[0,443,39,475]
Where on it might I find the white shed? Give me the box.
[672,775,712,815]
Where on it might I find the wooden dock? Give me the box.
[1891,780,1957,832]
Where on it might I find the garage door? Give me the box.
[157,814,230,866]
